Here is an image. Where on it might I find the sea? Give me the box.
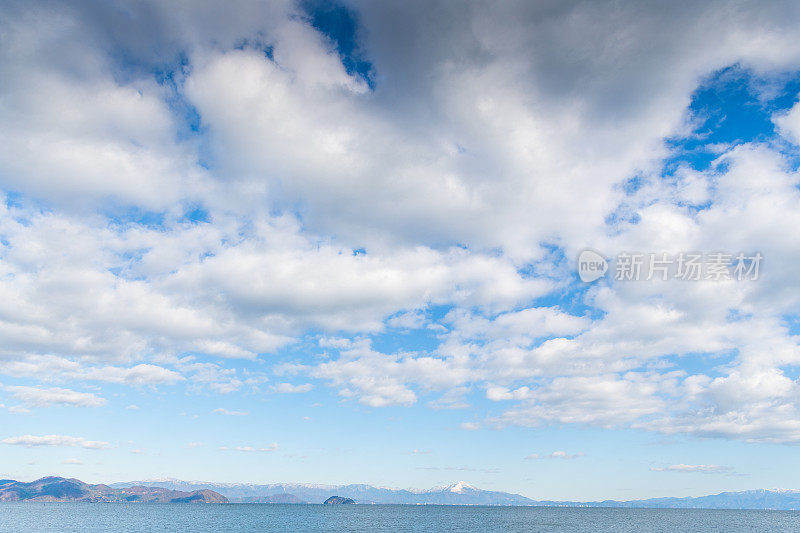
[1,503,799,532]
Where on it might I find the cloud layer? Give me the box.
[1,0,800,452]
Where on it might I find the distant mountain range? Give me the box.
[0,477,227,503]
[111,479,800,509]
[112,480,534,505]
[566,489,800,510]
[8,476,800,509]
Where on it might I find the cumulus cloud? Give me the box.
[5,386,107,408]
[493,374,668,428]
[302,339,470,407]
[0,1,212,210]
[0,0,799,450]
[272,383,314,394]
[386,311,427,330]
[775,100,800,145]
[0,357,184,387]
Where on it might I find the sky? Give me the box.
[1,0,800,501]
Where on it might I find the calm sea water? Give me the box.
[1,503,799,532]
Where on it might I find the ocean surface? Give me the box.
[1,503,800,532]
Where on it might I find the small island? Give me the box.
[323,496,356,505]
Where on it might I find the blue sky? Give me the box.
[2,0,800,501]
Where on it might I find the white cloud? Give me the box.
[0,0,799,449]
[428,386,471,410]
[181,0,800,257]
[305,340,470,407]
[775,100,800,145]
[272,383,314,394]
[218,444,279,453]
[0,357,183,387]
[0,5,209,209]
[405,449,432,455]
[2,434,111,449]
[526,451,585,460]
[492,373,667,429]
[212,408,248,416]
[6,386,106,408]
[651,464,732,473]
[387,311,427,330]
[74,364,184,386]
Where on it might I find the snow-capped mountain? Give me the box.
[440,481,476,493]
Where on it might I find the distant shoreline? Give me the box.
[4,477,800,510]
[4,501,800,513]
